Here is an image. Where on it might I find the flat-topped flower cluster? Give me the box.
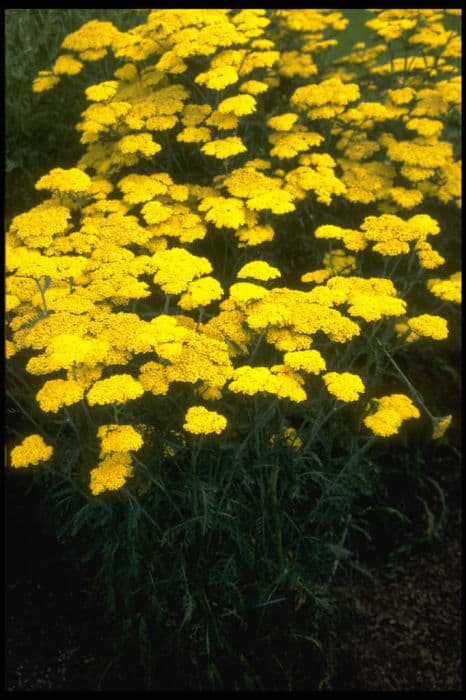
[7,9,461,495]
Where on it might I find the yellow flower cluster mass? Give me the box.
[364,394,420,437]
[10,435,53,469]
[89,452,133,496]
[7,9,460,495]
[97,424,144,455]
[183,406,227,435]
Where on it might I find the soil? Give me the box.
[334,535,462,691]
[4,464,461,691]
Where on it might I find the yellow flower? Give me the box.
[407,314,448,342]
[364,393,420,437]
[206,110,239,130]
[347,294,406,323]
[201,136,247,159]
[270,427,303,449]
[239,80,269,95]
[284,349,326,375]
[139,361,170,396]
[415,241,445,270]
[427,272,461,304]
[364,408,403,437]
[195,65,239,90]
[432,415,452,440]
[387,87,415,105]
[372,239,410,256]
[323,372,365,402]
[117,133,161,157]
[266,328,312,352]
[141,200,173,225]
[52,54,83,76]
[218,94,256,116]
[267,113,298,131]
[376,394,420,421]
[97,424,144,455]
[269,131,323,159]
[235,224,275,246]
[10,435,53,469]
[323,249,356,275]
[89,452,133,496]
[291,78,360,115]
[183,406,227,435]
[10,201,72,248]
[181,103,212,127]
[246,189,295,214]
[279,51,318,79]
[32,70,60,92]
[178,276,224,310]
[199,196,247,229]
[237,261,281,281]
[87,374,144,406]
[36,378,85,413]
[35,167,91,194]
[301,269,331,285]
[85,80,118,102]
[176,126,212,143]
[152,248,212,295]
[229,282,268,306]
[389,187,424,209]
[118,173,171,204]
[61,19,119,56]
[228,365,306,403]
[41,334,109,372]
[406,118,443,138]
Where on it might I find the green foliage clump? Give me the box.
[6,8,461,689]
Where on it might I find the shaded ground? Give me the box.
[4,466,461,691]
[335,535,461,691]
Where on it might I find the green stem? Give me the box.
[270,464,284,569]
[248,329,266,365]
[64,406,83,443]
[112,404,120,424]
[191,435,204,516]
[43,464,98,505]
[376,339,433,418]
[132,454,184,519]
[32,276,50,315]
[297,401,342,452]
[6,389,51,437]
[312,437,376,528]
[80,398,94,430]
[328,513,352,584]
[124,488,162,536]
[217,399,279,514]
[163,294,172,314]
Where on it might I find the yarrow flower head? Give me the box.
[89,452,133,496]
[178,276,224,310]
[10,435,53,469]
[284,349,327,375]
[201,136,247,159]
[323,372,365,402]
[97,424,144,455]
[195,65,239,90]
[237,261,281,281]
[36,378,85,413]
[35,167,91,195]
[431,415,452,440]
[87,374,144,406]
[364,394,420,437]
[406,314,448,342]
[183,406,227,435]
